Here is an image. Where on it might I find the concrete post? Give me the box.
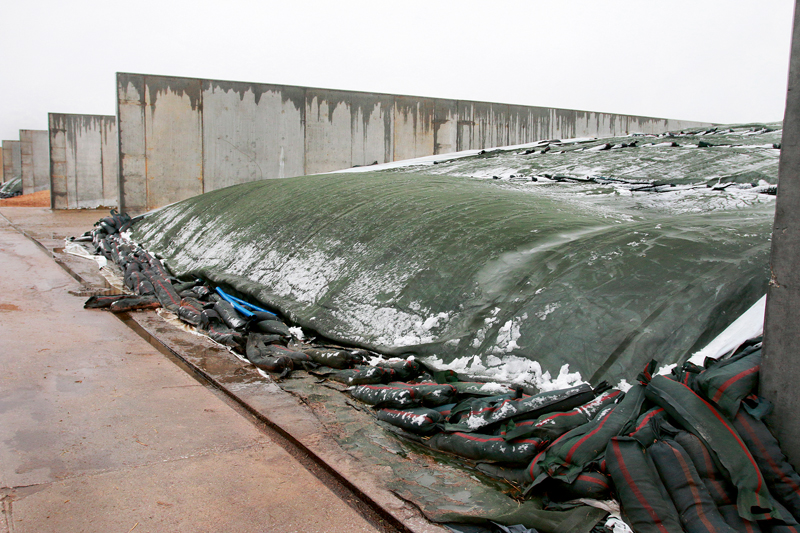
[761,0,800,469]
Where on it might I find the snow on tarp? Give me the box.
[131,124,779,388]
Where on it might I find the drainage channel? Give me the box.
[116,312,410,533]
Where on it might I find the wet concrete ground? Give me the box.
[0,208,384,532]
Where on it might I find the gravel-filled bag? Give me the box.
[502,389,623,442]
[734,410,800,522]
[375,407,443,435]
[447,384,598,433]
[304,348,361,369]
[537,384,647,483]
[426,432,543,465]
[178,297,204,326]
[694,346,761,419]
[648,438,738,533]
[674,430,738,508]
[543,471,612,502]
[253,319,291,336]
[386,382,457,407]
[109,295,160,312]
[213,300,249,330]
[645,375,790,523]
[84,294,126,308]
[350,384,418,408]
[606,436,684,533]
[328,366,387,385]
[718,505,762,533]
[372,359,422,382]
[146,271,181,312]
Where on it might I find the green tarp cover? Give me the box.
[132,124,779,388]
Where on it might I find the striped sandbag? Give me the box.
[385,382,457,407]
[605,437,684,533]
[694,348,761,419]
[674,431,737,508]
[537,384,647,483]
[734,410,800,522]
[328,366,387,385]
[446,384,598,433]
[629,407,669,447]
[502,389,623,442]
[760,522,800,532]
[375,407,442,435]
[645,375,789,523]
[544,471,612,502]
[372,359,421,382]
[717,505,762,533]
[350,384,418,408]
[648,438,738,533]
[425,431,543,465]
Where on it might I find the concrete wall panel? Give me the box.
[202,81,305,191]
[144,76,203,210]
[394,96,434,161]
[49,114,118,209]
[2,141,22,184]
[117,72,710,213]
[20,130,49,194]
[118,74,148,213]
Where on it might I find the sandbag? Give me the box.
[247,352,292,374]
[645,375,789,523]
[109,295,160,312]
[605,437,684,533]
[447,384,598,433]
[449,382,515,397]
[147,272,181,312]
[304,348,361,369]
[328,366,387,385]
[629,407,670,447]
[375,407,443,435]
[734,410,800,522]
[502,389,623,442]
[536,384,647,483]
[385,382,457,407]
[178,297,204,326]
[695,347,761,419]
[350,384,417,408]
[674,431,738,508]
[213,300,249,330]
[253,320,291,336]
[136,280,155,296]
[543,471,612,502]
[426,432,543,465]
[718,505,762,533]
[372,358,422,382]
[84,294,125,308]
[648,438,738,533]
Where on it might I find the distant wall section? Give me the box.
[3,140,21,183]
[19,130,49,194]
[49,114,118,209]
[117,72,712,213]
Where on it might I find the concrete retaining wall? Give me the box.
[3,140,21,183]
[118,72,712,213]
[19,130,50,194]
[49,114,118,209]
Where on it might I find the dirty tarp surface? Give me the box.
[132,125,779,387]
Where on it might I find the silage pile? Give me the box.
[131,124,780,389]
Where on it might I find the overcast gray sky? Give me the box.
[0,0,795,141]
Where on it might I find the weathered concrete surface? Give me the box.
[2,140,21,183]
[0,208,383,533]
[117,72,712,213]
[0,149,4,182]
[19,129,49,194]
[49,114,118,209]
[762,0,800,470]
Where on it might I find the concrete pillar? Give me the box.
[2,140,22,183]
[761,0,800,469]
[19,130,50,194]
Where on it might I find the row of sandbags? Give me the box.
[345,339,800,533]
